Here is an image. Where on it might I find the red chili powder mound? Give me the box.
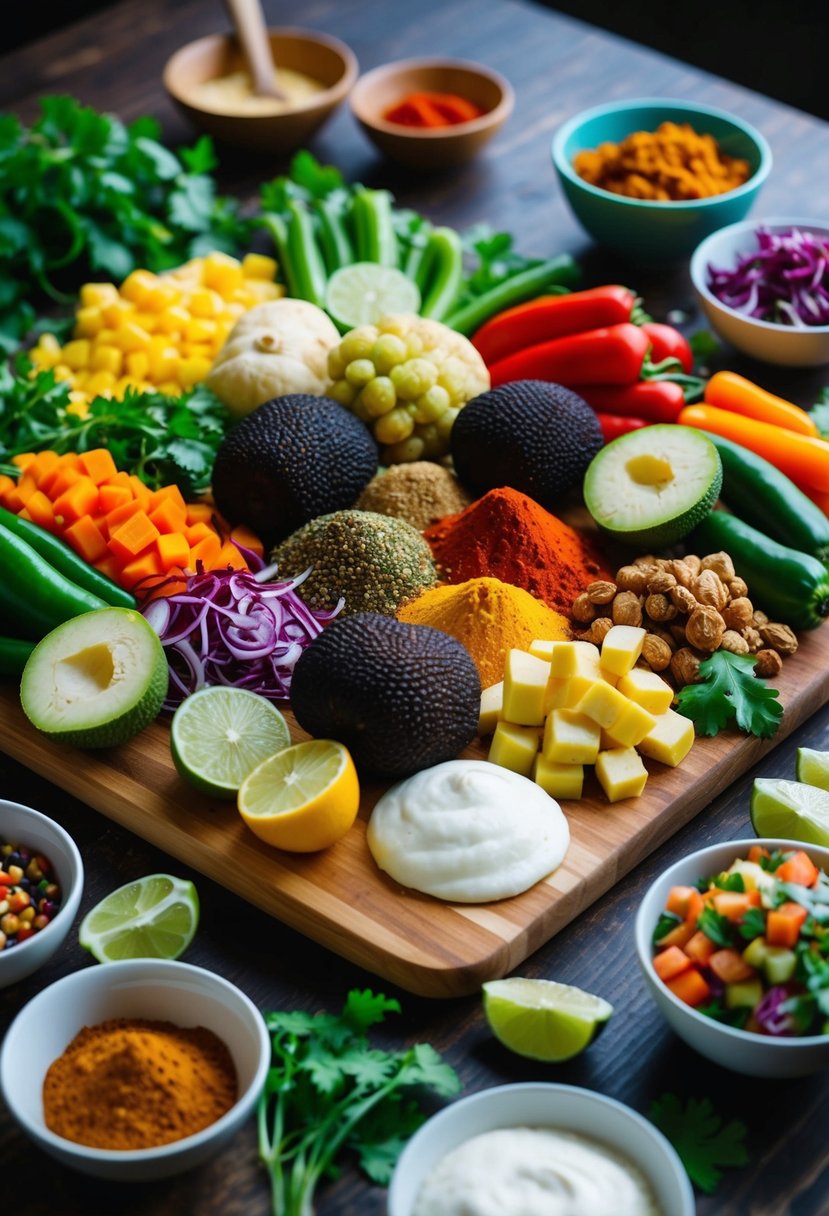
[424,486,611,616]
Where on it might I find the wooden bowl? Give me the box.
[163,27,358,154]
[349,57,514,170]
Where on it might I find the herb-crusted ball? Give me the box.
[270,510,437,616]
[211,394,378,545]
[290,613,481,777]
[451,379,604,510]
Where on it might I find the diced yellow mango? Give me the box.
[156,305,192,335]
[600,700,656,748]
[601,625,646,677]
[132,310,161,334]
[478,681,504,736]
[595,747,648,802]
[574,680,630,729]
[488,721,539,777]
[114,321,153,353]
[242,252,278,280]
[62,339,91,371]
[80,282,120,309]
[550,639,601,679]
[74,306,104,339]
[617,667,674,714]
[202,251,244,295]
[120,269,159,305]
[188,287,222,318]
[125,351,150,380]
[637,709,695,767]
[179,356,213,388]
[502,649,552,726]
[532,755,584,800]
[542,709,600,765]
[90,345,124,376]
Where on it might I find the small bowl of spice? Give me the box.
[349,58,514,170]
[0,798,83,988]
[690,217,829,366]
[163,26,358,154]
[551,98,772,263]
[0,958,270,1179]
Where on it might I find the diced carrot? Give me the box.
[654,918,696,949]
[108,511,160,563]
[665,967,711,1008]
[105,499,144,530]
[156,533,190,571]
[102,470,132,489]
[148,484,187,513]
[1,487,26,512]
[216,540,247,570]
[99,483,134,514]
[24,491,56,531]
[190,533,222,568]
[120,551,163,586]
[230,524,264,558]
[712,891,761,921]
[78,448,118,485]
[766,901,809,948]
[94,555,123,584]
[185,521,215,545]
[11,452,37,470]
[666,886,700,918]
[15,474,38,505]
[653,945,692,982]
[0,474,16,500]
[748,845,771,864]
[127,475,152,508]
[148,498,187,534]
[708,948,757,984]
[28,450,61,484]
[776,851,820,888]
[52,476,100,525]
[64,515,107,564]
[185,502,214,525]
[685,929,717,966]
[47,466,83,499]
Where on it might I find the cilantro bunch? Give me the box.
[0,96,252,351]
[259,989,461,1216]
[676,650,783,739]
[650,1094,748,1194]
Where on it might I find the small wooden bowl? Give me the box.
[349,57,514,170]
[163,27,358,154]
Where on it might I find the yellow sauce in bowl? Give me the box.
[190,67,326,116]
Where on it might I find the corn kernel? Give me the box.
[114,322,153,353]
[181,342,214,361]
[132,311,161,334]
[67,398,90,416]
[73,307,104,339]
[80,282,120,309]
[125,351,150,380]
[95,327,118,347]
[62,339,92,371]
[148,348,181,381]
[242,252,277,280]
[188,287,222,318]
[29,343,60,370]
[156,305,191,334]
[157,381,183,397]
[120,269,159,305]
[102,299,134,328]
[184,317,217,344]
[202,251,244,295]
[142,279,181,312]
[90,345,123,376]
[53,364,75,382]
[85,370,118,396]
[179,356,213,388]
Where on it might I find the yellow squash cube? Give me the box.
[637,708,696,767]
[601,625,646,678]
[533,755,584,800]
[543,710,600,765]
[478,681,504,736]
[488,722,539,777]
[502,649,552,726]
[617,667,674,715]
[595,747,648,802]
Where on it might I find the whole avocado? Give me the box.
[211,394,378,545]
[451,379,603,509]
[290,613,481,778]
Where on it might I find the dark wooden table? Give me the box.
[3,3,829,1213]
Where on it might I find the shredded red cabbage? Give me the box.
[706,226,829,326]
[142,563,342,711]
[754,985,796,1036]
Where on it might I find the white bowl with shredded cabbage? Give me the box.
[690,217,829,366]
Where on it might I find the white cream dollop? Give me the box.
[366,760,569,903]
[412,1127,661,1216]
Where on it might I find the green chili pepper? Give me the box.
[352,188,398,266]
[313,196,355,275]
[419,227,464,322]
[692,511,829,631]
[703,432,829,563]
[0,636,35,677]
[402,220,434,284]
[285,200,328,308]
[445,255,580,336]
[0,505,135,609]
[259,212,297,296]
[0,523,108,641]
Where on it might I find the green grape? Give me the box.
[339,326,378,363]
[412,384,450,423]
[361,375,397,417]
[371,334,408,374]
[384,434,425,463]
[328,378,357,407]
[375,407,415,445]
[345,358,377,388]
[436,405,460,439]
[327,347,346,379]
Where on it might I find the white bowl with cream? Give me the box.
[387,1082,693,1216]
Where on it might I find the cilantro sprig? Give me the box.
[259,989,461,1216]
[650,1094,749,1194]
[675,650,783,739]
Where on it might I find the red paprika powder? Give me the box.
[424,486,611,616]
[383,91,484,128]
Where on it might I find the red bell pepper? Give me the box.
[488,322,650,388]
[641,322,694,373]
[471,285,636,367]
[596,413,649,442]
[576,380,686,422]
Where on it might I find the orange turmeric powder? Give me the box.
[573,121,751,201]
[43,1017,237,1149]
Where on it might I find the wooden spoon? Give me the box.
[224,0,286,99]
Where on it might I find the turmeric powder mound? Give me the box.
[398,576,570,688]
[43,1017,237,1150]
[573,121,751,201]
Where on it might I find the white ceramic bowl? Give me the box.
[0,958,270,1179]
[636,837,829,1077]
[0,799,83,988]
[690,218,829,366]
[388,1082,694,1216]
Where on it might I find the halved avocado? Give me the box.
[20,608,167,748]
[583,424,722,548]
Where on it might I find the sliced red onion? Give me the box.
[706,226,829,327]
[142,564,342,711]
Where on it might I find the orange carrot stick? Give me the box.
[704,370,819,437]
[679,405,829,492]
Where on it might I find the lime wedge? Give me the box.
[325,262,420,329]
[482,977,613,1062]
[171,686,291,799]
[79,874,199,963]
[796,748,829,792]
[751,778,829,846]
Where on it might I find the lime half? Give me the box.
[751,778,829,846]
[325,263,420,329]
[796,748,829,792]
[482,977,613,1062]
[79,874,200,963]
[171,686,290,799]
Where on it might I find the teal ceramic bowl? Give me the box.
[551,98,772,264]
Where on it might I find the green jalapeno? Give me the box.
[420,227,464,322]
[0,523,108,640]
[0,636,35,676]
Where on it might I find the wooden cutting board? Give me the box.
[2,630,828,998]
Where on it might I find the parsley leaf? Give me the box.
[739,907,767,939]
[650,1094,749,1193]
[260,989,461,1216]
[697,904,734,948]
[652,910,682,945]
[675,650,783,739]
